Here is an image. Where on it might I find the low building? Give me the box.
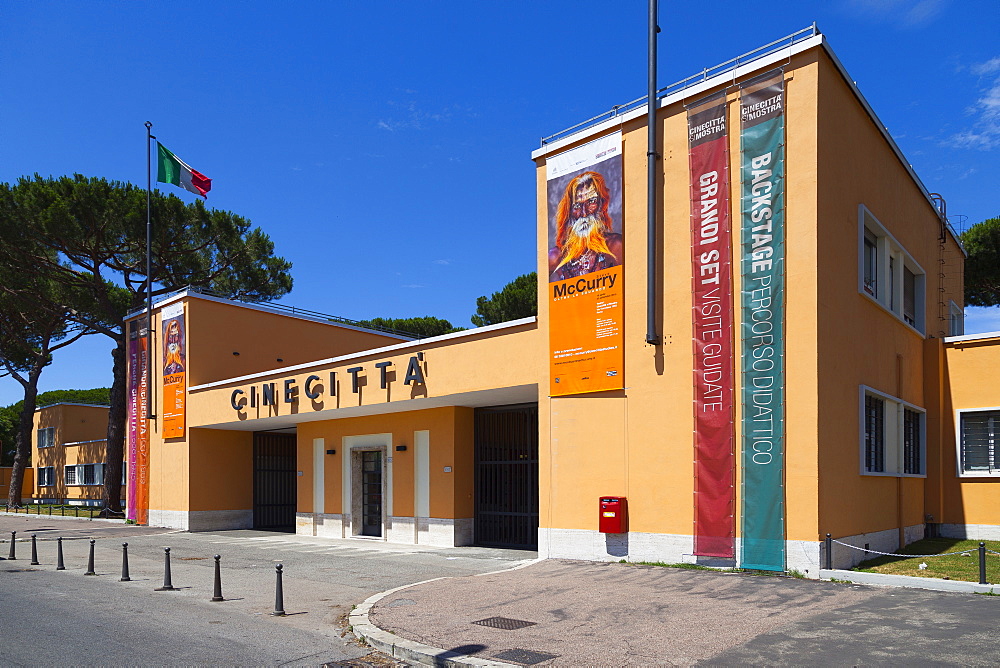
[118,27,999,576]
[31,402,120,507]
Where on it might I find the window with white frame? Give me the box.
[65,463,103,486]
[861,386,925,476]
[949,301,965,336]
[37,466,55,487]
[37,427,55,448]
[957,409,1000,476]
[858,206,926,334]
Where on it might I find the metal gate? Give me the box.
[474,404,539,550]
[253,432,297,531]
[361,450,383,537]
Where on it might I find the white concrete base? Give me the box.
[539,528,827,579]
[940,523,1000,541]
[825,523,925,570]
[147,508,252,531]
[295,512,472,547]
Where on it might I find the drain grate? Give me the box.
[493,648,560,665]
[471,616,537,631]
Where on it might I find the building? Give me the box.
[120,27,999,576]
[31,402,120,506]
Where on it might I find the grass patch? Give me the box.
[852,537,1000,584]
[627,560,716,570]
[1,503,106,519]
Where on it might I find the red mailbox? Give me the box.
[599,496,628,533]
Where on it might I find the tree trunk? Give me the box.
[6,368,41,508]
[101,332,127,515]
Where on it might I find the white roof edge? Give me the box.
[35,402,110,412]
[944,331,1000,344]
[530,33,963,251]
[189,316,538,391]
[530,34,824,160]
[124,289,414,341]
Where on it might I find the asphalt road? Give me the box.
[0,515,534,666]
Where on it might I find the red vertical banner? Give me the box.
[688,93,735,557]
[126,320,139,522]
[136,322,150,525]
[161,302,186,439]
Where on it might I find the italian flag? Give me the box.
[156,143,212,198]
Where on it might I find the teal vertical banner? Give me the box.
[739,71,786,571]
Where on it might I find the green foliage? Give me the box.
[786,568,807,579]
[471,272,538,327]
[962,216,1000,306]
[356,316,464,338]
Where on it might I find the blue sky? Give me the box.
[1,1,998,406]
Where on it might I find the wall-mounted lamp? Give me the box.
[277,358,284,363]
[395,445,407,452]
[326,449,336,455]
[232,351,240,356]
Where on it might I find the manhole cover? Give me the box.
[471,616,537,630]
[493,648,560,665]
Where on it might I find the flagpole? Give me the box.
[145,121,156,421]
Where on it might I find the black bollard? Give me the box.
[30,534,39,565]
[120,543,131,582]
[211,555,224,602]
[8,531,16,560]
[56,537,65,570]
[980,542,988,585]
[825,533,833,570]
[85,539,96,575]
[271,563,286,616]
[155,547,176,591]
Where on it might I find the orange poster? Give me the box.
[547,132,624,396]
[161,302,186,439]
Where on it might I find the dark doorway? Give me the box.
[253,432,296,531]
[361,450,383,537]
[474,404,539,550]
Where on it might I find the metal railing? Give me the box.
[540,24,819,147]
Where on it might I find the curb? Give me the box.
[820,568,999,594]
[349,558,542,667]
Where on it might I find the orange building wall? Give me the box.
[184,296,406,387]
[1,468,33,501]
[32,404,116,502]
[536,50,824,542]
[939,336,1000,527]
[813,52,964,541]
[296,406,474,520]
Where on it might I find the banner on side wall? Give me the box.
[126,320,139,522]
[161,302,186,439]
[126,319,150,525]
[546,132,624,396]
[739,70,786,571]
[688,93,736,558]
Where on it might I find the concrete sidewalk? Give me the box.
[356,559,1000,666]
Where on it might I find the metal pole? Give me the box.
[145,121,156,421]
[56,537,65,570]
[155,547,176,591]
[120,543,131,582]
[85,539,96,575]
[211,555,224,602]
[979,541,987,585]
[30,534,39,565]
[825,533,833,570]
[271,564,286,616]
[645,0,660,345]
[8,531,15,560]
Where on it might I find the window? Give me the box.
[37,427,55,448]
[860,386,925,476]
[957,409,1000,476]
[65,463,104,486]
[948,301,965,336]
[858,206,926,334]
[37,467,55,487]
